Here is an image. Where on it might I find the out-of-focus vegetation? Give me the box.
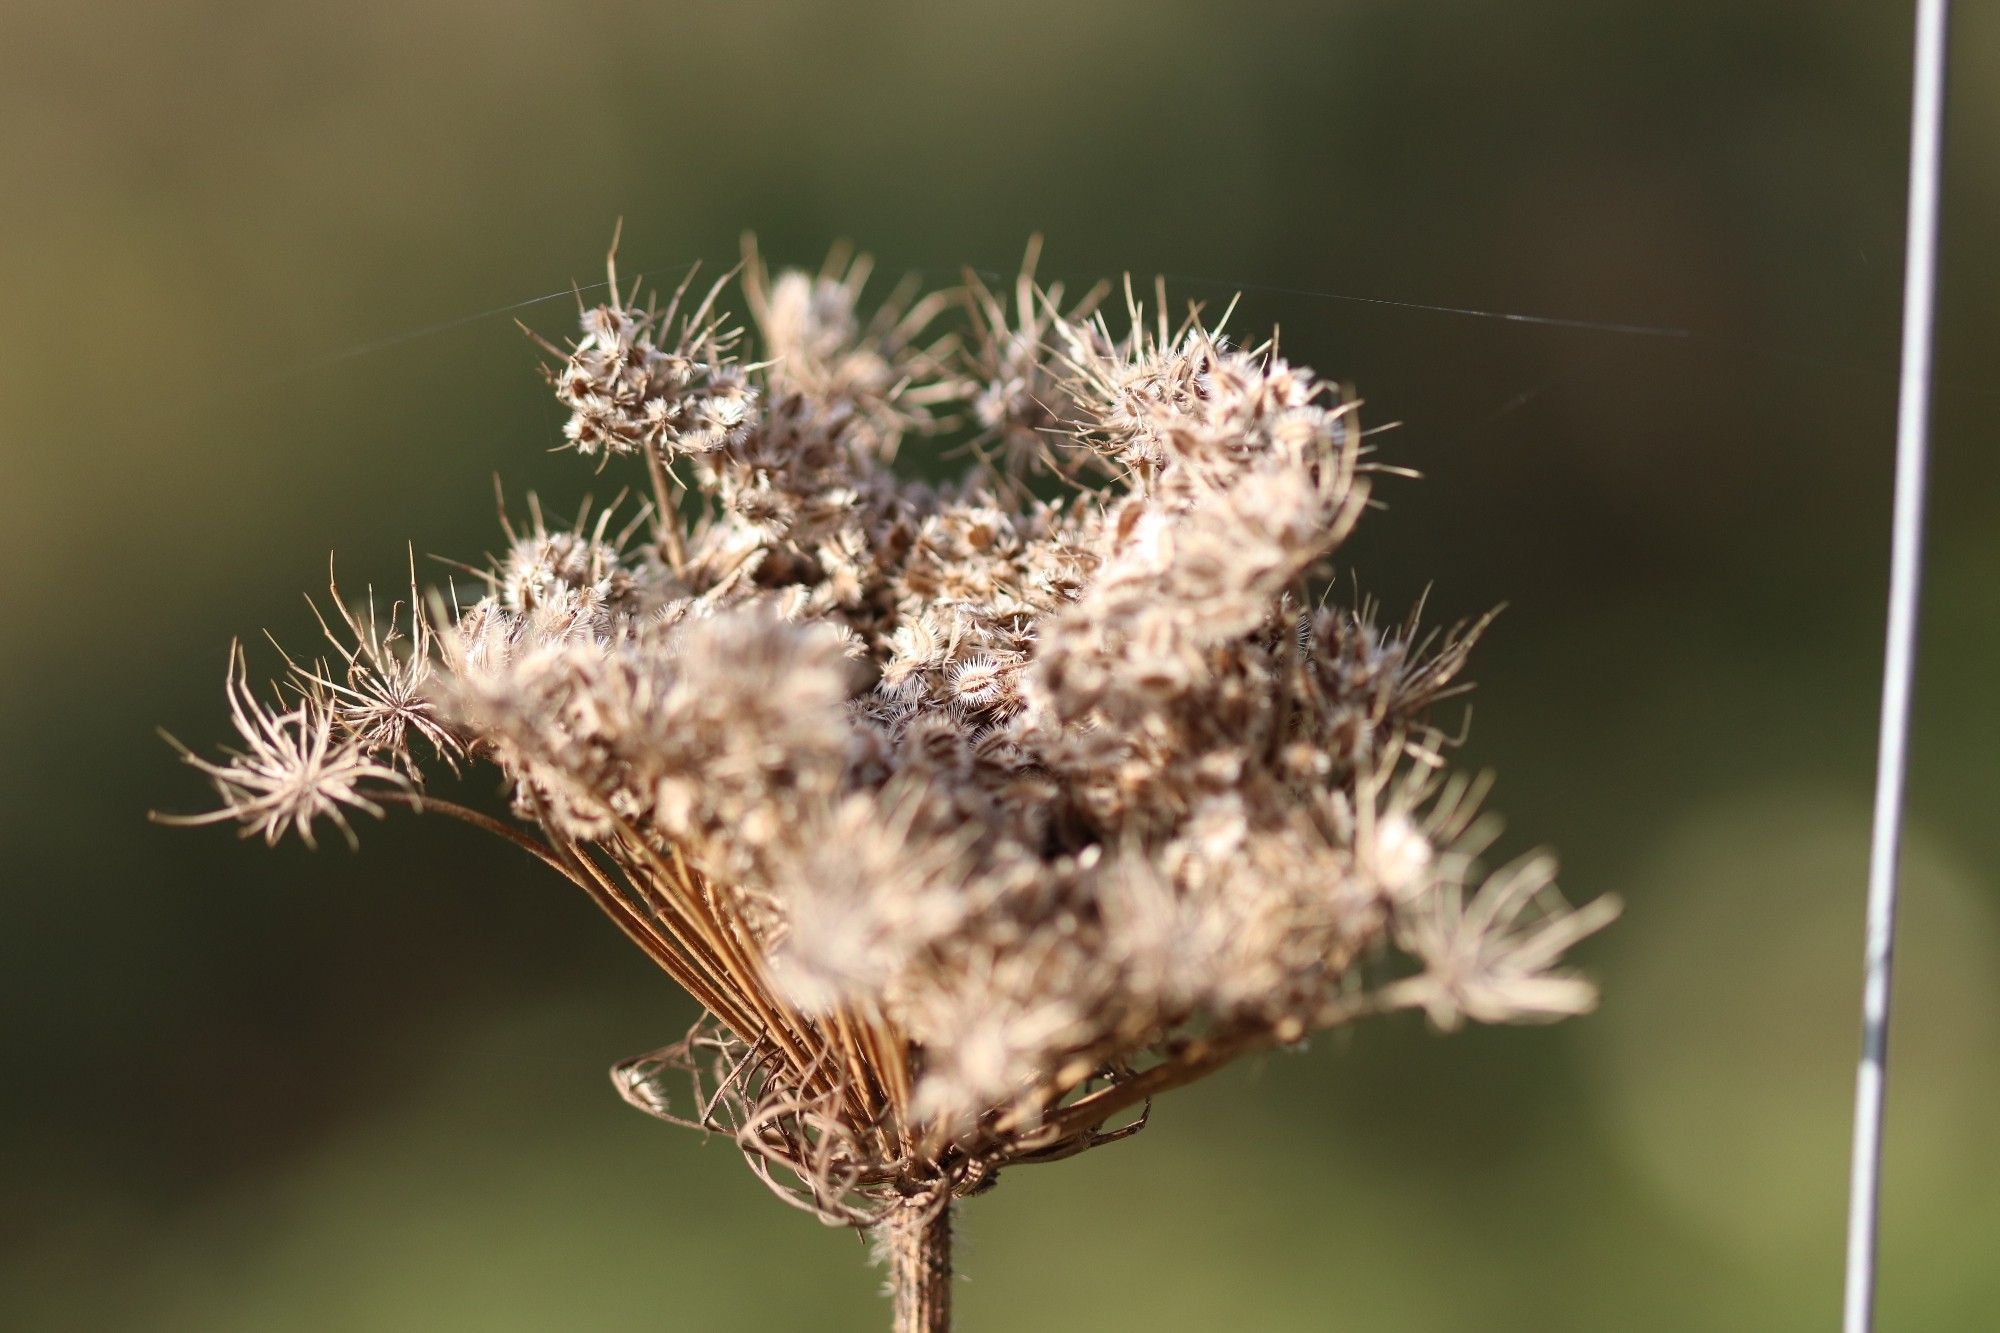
[3,3,1995,1329]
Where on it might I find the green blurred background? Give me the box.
[4,3,1996,1329]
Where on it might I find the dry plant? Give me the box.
[159,234,1617,1332]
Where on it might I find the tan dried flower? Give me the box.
[158,642,407,849]
[158,235,1616,1332]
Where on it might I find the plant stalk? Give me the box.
[883,1205,952,1333]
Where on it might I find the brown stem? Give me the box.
[882,1205,952,1333]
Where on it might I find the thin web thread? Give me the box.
[274,259,1694,387]
[274,262,700,382]
[266,257,1711,454]
[1843,3,1948,1332]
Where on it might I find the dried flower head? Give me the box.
[158,642,407,850]
[160,235,1616,1323]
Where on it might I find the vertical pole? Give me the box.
[1842,3,1949,1331]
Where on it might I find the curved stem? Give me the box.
[379,792,581,882]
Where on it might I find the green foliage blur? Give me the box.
[4,3,1996,1328]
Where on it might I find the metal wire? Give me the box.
[1842,3,1950,1330]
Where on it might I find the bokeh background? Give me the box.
[4,3,1996,1329]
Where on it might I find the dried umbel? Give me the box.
[160,236,1616,1331]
